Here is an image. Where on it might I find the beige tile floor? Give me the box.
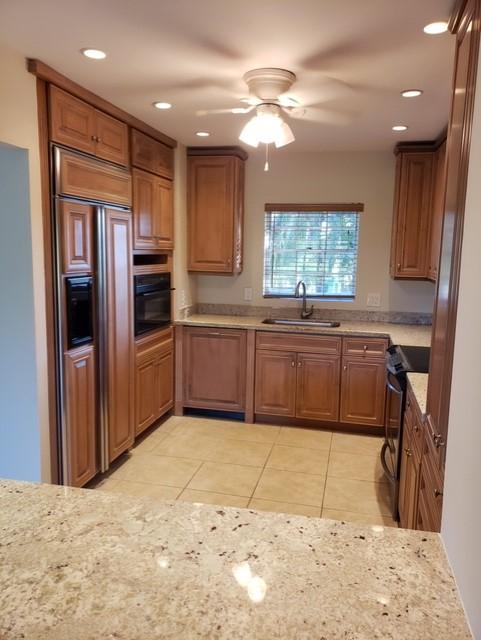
[90,415,396,527]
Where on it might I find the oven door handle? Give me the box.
[386,373,402,396]
[380,441,396,483]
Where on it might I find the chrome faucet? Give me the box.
[294,280,314,319]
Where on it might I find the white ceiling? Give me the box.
[0,0,455,152]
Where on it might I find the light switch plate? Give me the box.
[244,287,253,301]
[367,292,381,307]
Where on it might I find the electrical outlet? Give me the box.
[367,293,381,307]
[244,287,253,301]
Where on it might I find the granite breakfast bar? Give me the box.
[0,480,471,640]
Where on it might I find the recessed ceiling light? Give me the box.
[196,131,210,137]
[153,102,172,110]
[80,48,107,60]
[423,21,449,35]
[401,89,423,98]
[392,125,408,132]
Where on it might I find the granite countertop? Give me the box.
[0,480,471,639]
[407,372,429,417]
[176,314,432,347]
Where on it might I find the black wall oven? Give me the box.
[381,345,430,520]
[134,273,172,336]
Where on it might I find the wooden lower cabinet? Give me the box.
[255,350,340,421]
[183,327,247,411]
[295,353,340,421]
[398,422,420,529]
[64,345,98,487]
[135,329,174,436]
[255,350,297,417]
[340,357,386,426]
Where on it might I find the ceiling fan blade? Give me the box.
[286,106,355,126]
[195,106,254,116]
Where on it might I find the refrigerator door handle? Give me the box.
[96,206,110,473]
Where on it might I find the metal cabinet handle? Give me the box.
[343,365,347,371]
[433,489,443,498]
[206,332,222,337]
[363,345,368,351]
[397,263,401,270]
[404,448,412,457]
[297,361,302,367]
[291,360,296,367]
[433,433,445,448]
[414,423,419,432]
[91,135,97,141]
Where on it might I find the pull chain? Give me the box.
[264,144,269,172]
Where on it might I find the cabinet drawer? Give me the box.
[136,327,173,357]
[342,337,388,358]
[256,331,341,355]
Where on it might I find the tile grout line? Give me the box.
[247,440,277,508]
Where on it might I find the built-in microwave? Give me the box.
[65,276,94,349]
[134,273,172,337]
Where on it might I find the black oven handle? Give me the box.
[386,373,402,396]
[380,441,396,483]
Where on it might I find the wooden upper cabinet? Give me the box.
[64,345,98,487]
[428,140,447,281]
[340,357,386,426]
[296,353,340,422]
[131,129,174,179]
[183,327,247,411]
[390,150,435,279]
[187,148,246,274]
[95,110,129,166]
[132,168,173,250]
[59,200,93,273]
[255,350,297,417]
[49,86,129,166]
[50,86,96,155]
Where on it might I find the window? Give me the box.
[263,203,362,299]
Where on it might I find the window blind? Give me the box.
[263,208,360,298]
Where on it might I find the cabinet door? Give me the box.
[296,353,340,422]
[154,349,174,417]
[105,209,134,461]
[428,141,446,280]
[49,86,96,155]
[95,110,129,166]
[398,426,419,529]
[134,351,157,436]
[187,156,235,272]
[255,350,297,417]
[59,201,93,273]
[183,328,247,411]
[391,152,434,278]
[64,345,98,487]
[155,176,174,249]
[132,168,157,250]
[131,129,174,179]
[340,358,386,426]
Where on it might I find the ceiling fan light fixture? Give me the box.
[239,104,295,148]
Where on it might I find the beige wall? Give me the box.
[195,150,436,313]
[0,44,50,481]
[441,41,481,638]
[172,144,196,317]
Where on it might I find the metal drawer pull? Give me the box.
[363,345,368,351]
[433,489,443,498]
[206,332,222,336]
[433,433,445,448]
[297,361,302,367]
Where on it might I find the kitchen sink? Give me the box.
[262,318,341,328]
